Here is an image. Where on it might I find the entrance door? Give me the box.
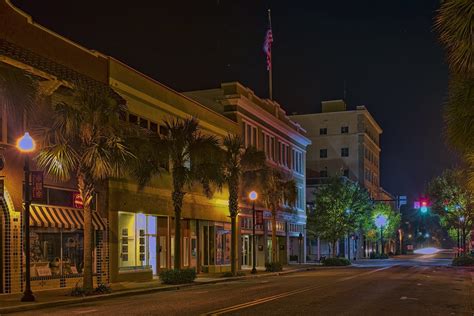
[159,236,167,269]
[241,235,250,267]
[148,235,157,275]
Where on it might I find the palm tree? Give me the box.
[434,0,473,76]
[435,0,474,188]
[0,64,38,144]
[261,169,297,263]
[161,117,223,269]
[221,135,266,275]
[32,89,132,292]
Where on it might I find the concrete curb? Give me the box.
[0,266,320,314]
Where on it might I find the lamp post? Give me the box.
[459,216,465,255]
[374,214,388,255]
[298,232,303,264]
[17,132,36,302]
[249,191,258,274]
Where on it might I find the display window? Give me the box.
[30,227,86,277]
[201,221,231,266]
[118,212,158,273]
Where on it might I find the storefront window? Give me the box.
[118,212,158,271]
[30,228,85,277]
[201,222,230,266]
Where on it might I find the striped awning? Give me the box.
[28,204,107,230]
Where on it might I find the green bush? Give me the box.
[159,268,197,284]
[222,271,246,278]
[321,257,351,266]
[369,253,389,259]
[265,262,283,272]
[452,255,474,266]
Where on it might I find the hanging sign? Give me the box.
[31,171,44,201]
[73,193,83,209]
[256,210,264,225]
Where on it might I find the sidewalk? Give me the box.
[0,264,319,314]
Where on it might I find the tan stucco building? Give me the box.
[186,82,311,266]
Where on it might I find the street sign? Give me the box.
[73,193,83,209]
[256,210,263,225]
[31,171,44,201]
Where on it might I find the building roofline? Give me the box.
[109,57,238,128]
[4,0,107,59]
[290,106,383,134]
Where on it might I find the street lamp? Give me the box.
[17,132,36,302]
[374,214,388,255]
[249,191,258,274]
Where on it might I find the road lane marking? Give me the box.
[202,266,396,316]
[72,309,98,314]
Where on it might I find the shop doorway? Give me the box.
[159,236,167,270]
[241,235,251,267]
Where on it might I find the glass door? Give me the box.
[159,236,167,269]
[241,235,250,267]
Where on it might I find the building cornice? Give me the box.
[110,78,235,137]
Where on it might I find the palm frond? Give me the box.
[434,0,474,75]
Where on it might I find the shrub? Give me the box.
[159,268,197,284]
[222,271,246,278]
[452,255,474,266]
[369,253,389,259]
[321,257,351,266]
[265,262,283,272]
[95,283,112,294]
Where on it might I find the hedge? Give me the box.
[265,262,283,272]
[452,255,474,266]
[159,268,197,284]
[321,257,351,266]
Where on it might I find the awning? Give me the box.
[28,204,107,230]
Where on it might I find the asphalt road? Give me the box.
[13,255,474,316]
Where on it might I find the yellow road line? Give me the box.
[202,266,397,316]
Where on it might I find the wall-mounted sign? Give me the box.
[73,193,83,209]
[256,210,264,225]
[31,171,44,201]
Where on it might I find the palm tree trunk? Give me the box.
[78,174,93,292]
[230,215,238,276]
[172,189,184,269]
[228,181,239,276]
[271,211,277,263]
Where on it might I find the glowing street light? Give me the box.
[249,191,258,274]
[17,132,36,302]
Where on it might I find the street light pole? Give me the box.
[249,191,258,274]
[380,226,384,255]
[252,200,257,274]
[17,132,35,302]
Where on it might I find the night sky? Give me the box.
[12,0,458,200]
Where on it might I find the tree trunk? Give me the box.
[78,174,94,292]
[172,189,184,270]
[228,180,239,276]
[271,210,277,263]
[331,240,337,257]
[230,215,238,276]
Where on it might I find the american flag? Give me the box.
[263,27,273,71]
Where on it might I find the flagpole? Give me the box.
[268,9,273,101]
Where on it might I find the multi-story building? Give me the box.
[185,82,311,266]
[107,59,239,280]
[291,100,382,198]
[0,0,113,293]
[290,99,384,259]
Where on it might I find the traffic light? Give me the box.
[420,200,428,214]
